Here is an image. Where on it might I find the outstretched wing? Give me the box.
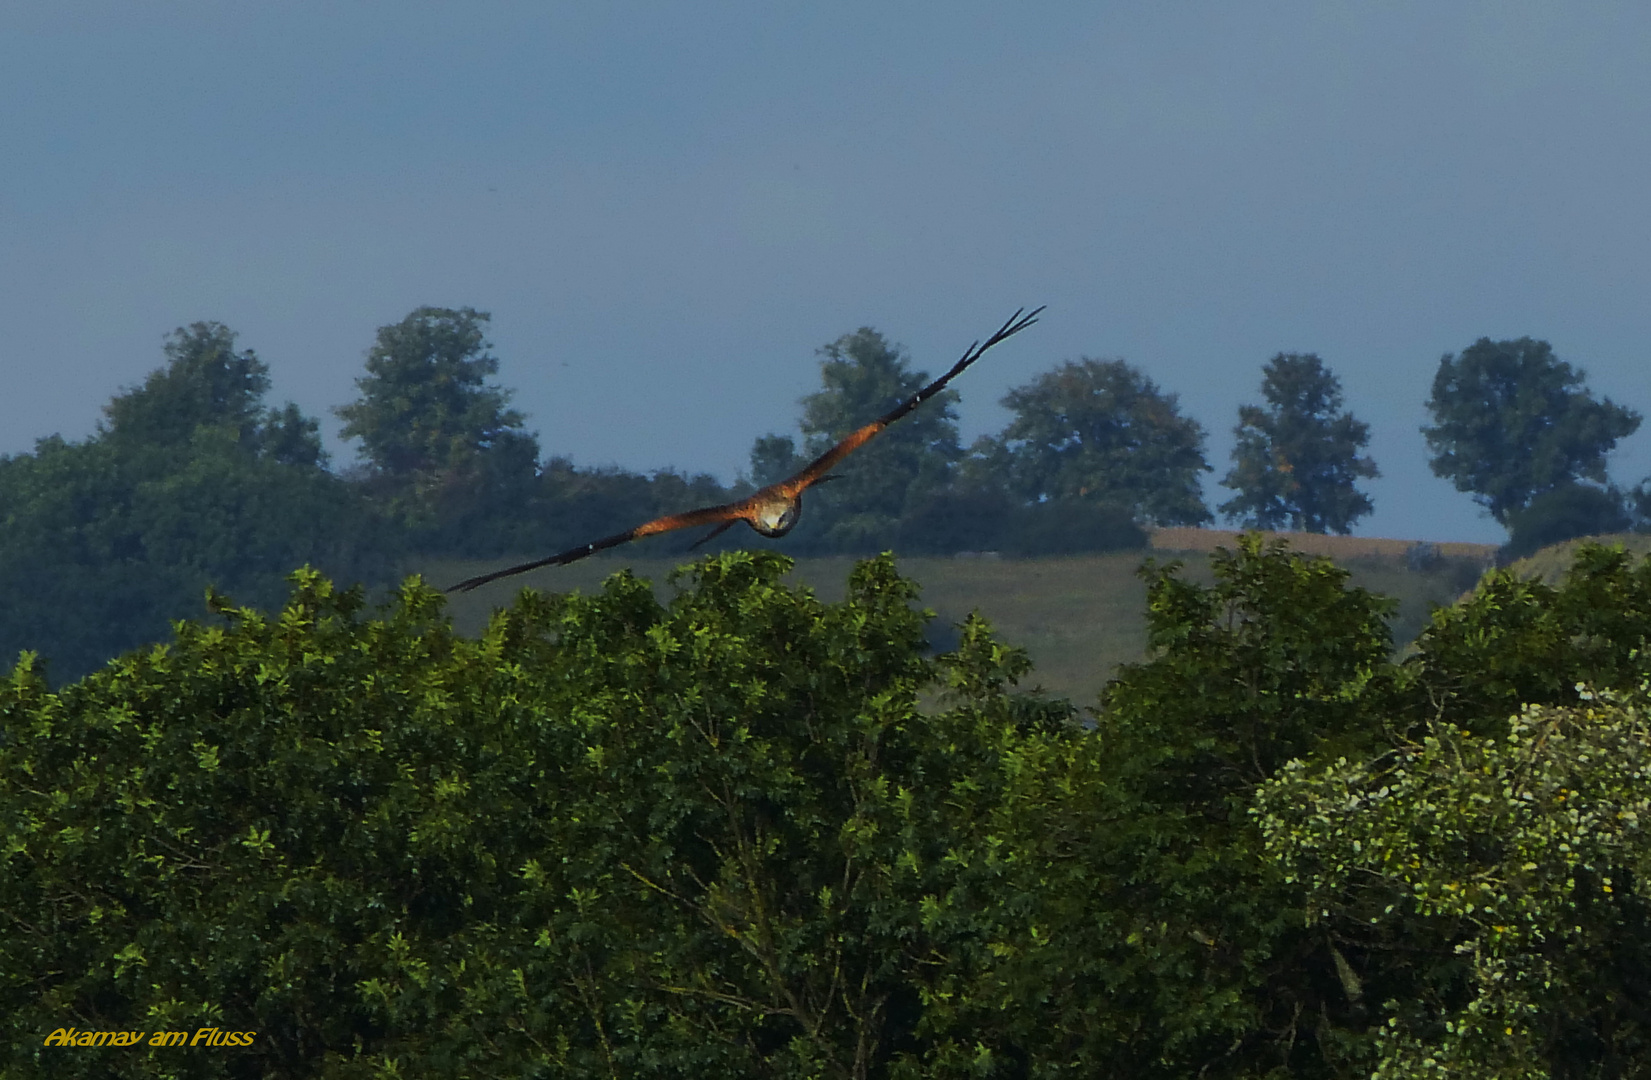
[445,501,749,593]
[446,306,1043,593]
[778,306,1045,495]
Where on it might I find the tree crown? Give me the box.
[1422,336,1641,525]
[1219,352,1378,534]
[336,307,530,478]
[972,357,1213,527]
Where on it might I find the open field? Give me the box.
[422,529,1502,709]
[425,550,1170,707]
[1148,526,1499,562]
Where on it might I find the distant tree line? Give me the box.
[0,324,392,682]
[1,305,1646,679]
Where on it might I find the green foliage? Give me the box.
[102,323,321,465]
[1020,536,1402,1077]
[970,357,1213,527]
[1631,481,1651,532]
[20,327,1651,1080]
[1410,543,1651,732]
[746,339,1193,557]
[0,326,391,683]
[749,432,806,489]
[418,537,1651,1077]
[866,537,1412,1079]
[1259,691,1651,1078]
[1109,536,1398,796]
[1422,338,1641,526]
[1502,483,1633,561]
[1240,542,1651,1077]
[517,457,746,558]
[892,489,1147,557]
[994,499,1147,557]
[335,307,540,549]
[1219,353,1378,534]
[1496,534,1651,592]
[0,554,1081,1078]
[938,537,1651,1077]
[888,484,1021,555]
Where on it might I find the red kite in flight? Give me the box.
[447,306,1043,593]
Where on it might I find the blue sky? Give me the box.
[4,2,1648,543]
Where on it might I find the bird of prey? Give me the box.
[446,306,1043,593]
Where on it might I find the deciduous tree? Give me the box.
[752,327,964,552]
[1503,481,1633,560]
[1422,337,1640,526]
[1260,692,1651,1078]
[1219,352,1377,534]
[971,357,1213,527]
[336,307,539,549]
[102,322,312,459]
[0,553,1075,1078]
[0,324,387,682]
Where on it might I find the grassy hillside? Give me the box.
[422,533,1493,710]
[1497,532,1651,587]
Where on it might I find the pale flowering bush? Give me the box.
[1258,683,1651,1078]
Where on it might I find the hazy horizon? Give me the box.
[5,3,1648,545]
